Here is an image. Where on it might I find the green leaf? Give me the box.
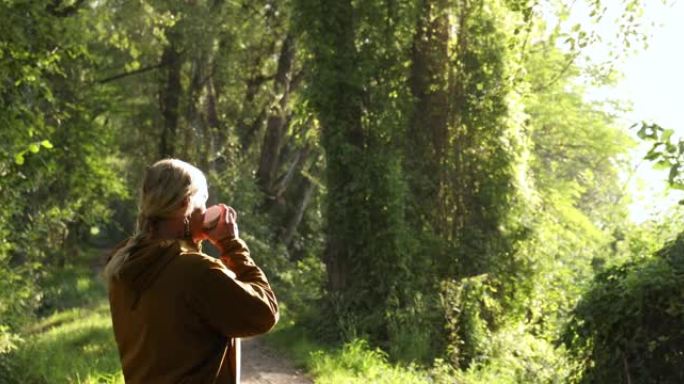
[644,147,662,161]
[637,125,654,140]
[28,143,40,153]
[14,153,25,165]
[40,140,54,149]
[666,142,677,154]
[669,165,679,184]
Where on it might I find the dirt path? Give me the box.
[241,337,313,384]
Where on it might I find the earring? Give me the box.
[183,216,191,239]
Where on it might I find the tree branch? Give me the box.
[96,62,166,84]
[532,51,580,93]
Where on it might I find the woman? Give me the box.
[104,159,278,384]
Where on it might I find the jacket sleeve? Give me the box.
[188,237,279,338]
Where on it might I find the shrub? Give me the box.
[563,233,684,383]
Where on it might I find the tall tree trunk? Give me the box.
[316,0,365,299]
[237,60,274,151]
[184,53,209,163]
[408,0,450,236]
[272,145,311,200]
[445,0,471,252]
[204,74,220,172]
[299,0,411,343]
[281,171,317,247]
[256,33,296,195]
[159,33,182,159]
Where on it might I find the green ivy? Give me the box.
[563,233,684,383]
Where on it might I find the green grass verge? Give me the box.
[265,323,433,384]
[10,302,123,384]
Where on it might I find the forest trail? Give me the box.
[241,337,313,384]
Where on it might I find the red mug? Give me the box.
[202,205,238,238]
[202,205,223,230]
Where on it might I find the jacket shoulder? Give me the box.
[175,252,239,302]
[176,251,236,277]
[177,251,221,267]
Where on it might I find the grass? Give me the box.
[308,340,429,384]
[11,302,123,384]
[4,260,124,384]
[265,323,433,384]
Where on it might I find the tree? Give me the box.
[294,0,416,344]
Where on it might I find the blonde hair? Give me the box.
[103,159,208,280]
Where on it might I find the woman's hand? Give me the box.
[205,204,239,245]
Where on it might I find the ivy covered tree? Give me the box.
[293,0,417,346]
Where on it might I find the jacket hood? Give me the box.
[119,238,179,293]
[111,237,199,309]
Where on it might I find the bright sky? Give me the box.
[619,1,684,131]
[571,0,684,223]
